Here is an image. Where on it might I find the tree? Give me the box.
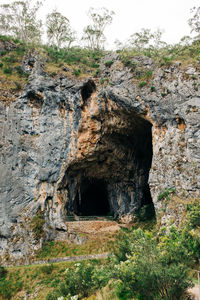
[188,6,200,40]
[46,10,76,48]
[0,0,43,44]
[128,28,166,51]
[82,7,115,50]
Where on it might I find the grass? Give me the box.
[35,232,116,260]
[3,260,88,300]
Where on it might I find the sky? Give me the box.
[1,0,199,48]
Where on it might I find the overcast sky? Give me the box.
[1,0,199,48]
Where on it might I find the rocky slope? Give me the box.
[0,51,199,262]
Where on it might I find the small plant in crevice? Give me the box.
[30,208,45,241]
[158,188,176,201]
[138,81,147,88]
[73,68,81,76]
[187,201,200,228]
[104,60,113,67]
[150,85,156,92]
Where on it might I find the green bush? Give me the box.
[105,60,113,67]
[40,264,54,275]
[0,269,23,300]
[73,68,81,76]
[150,85,156,92]
[46,261,99,299]
[3,67,12,75]
[112,228,193,300]
[0,62,3,68]
[187,201,200,228]
[0,266,7,279]
[158,188,176,201]
[138,81,147,88]
[30,208,45,240]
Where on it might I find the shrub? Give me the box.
[104,60,113,67]
[113,228,193,300]
[150,85,156,92]
[40,264,54,274]
[0,269,23,300]
[15,66,25,76]
[187,201,200,228]
[158,188,176,201]
[0,266,7,279]
[0,62,3,68]
[138,81,147,88]
[46,261,99,299]
[30,208,45,240]
[3,67,12,75]
[73,68,81,76]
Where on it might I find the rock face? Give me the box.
[0,53,200,260]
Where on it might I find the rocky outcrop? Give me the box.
[0,52,199,261]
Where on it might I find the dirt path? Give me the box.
[4,252,109,267]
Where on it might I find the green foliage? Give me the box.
[0,0,43,44]
[3,67,12,74]
[112,228,194,299]
[2,54,18,63]
[105,60,114,67]
[150,85,156,92]
[158,188,176,201]
[73,68,81,76]
[187,201,200,228]
[138,81,147,88]
[40,264,54,275]
[30,208,45,240]
[0,62,3,68]
[46,261,100,299]
[82,7,115,50]
[0,269,23,300]
[46,9,75,48]
[0,266,7,278]
[100,77,109,85]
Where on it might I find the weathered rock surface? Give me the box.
[0,52,200,261]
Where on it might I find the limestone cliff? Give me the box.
[0,52,199,261]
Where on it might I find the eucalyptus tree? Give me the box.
[46,10,76,48]
[0,0,43,44]
[188,6,200,40]
[82,7,115,50]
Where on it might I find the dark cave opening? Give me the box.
[63,110,155,219]
[75,179,111,216]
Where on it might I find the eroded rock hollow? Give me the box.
[60,83,153,218]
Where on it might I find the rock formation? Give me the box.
[0,52,199,261]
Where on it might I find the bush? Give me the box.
[73,68,81,76]
[105,60,113,67]
[158,188,176,201]
[3,67,12,75]
[138,81,147,88]
[30,208,45,240]
[0,266,7,279]
[187,201,200,228]
[46,261,99,299]
[40,264,54,275]
[113,228,193,300]
[0,269,23,300]
[0,62,3,68]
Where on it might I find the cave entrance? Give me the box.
[75,179,111,216]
